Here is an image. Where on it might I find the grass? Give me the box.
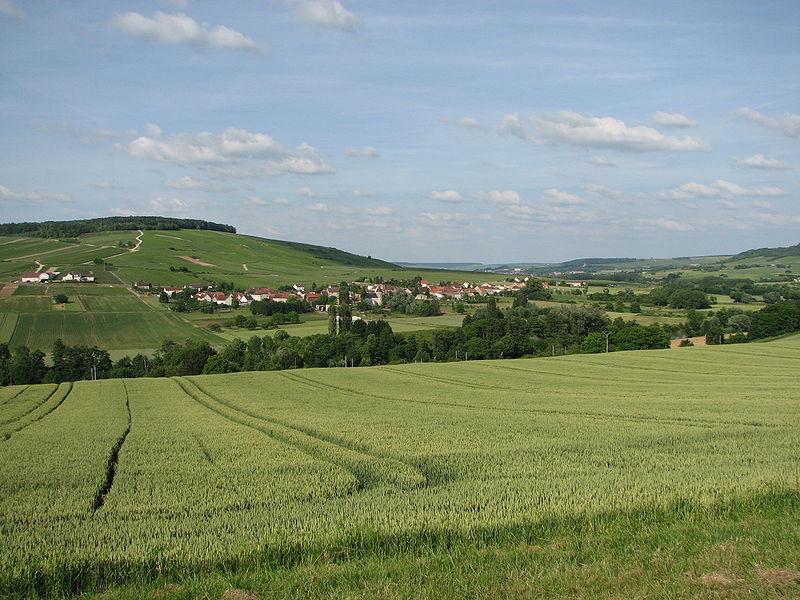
[0,312,18,343]
[1,338,799,598]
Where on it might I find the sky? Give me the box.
[1,1,799,263]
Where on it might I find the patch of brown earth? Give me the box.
[221,590,260,600]
[670,335,708,348]
[176,255,216,267]
[757,568,800,585]
[700,572,735,586]
[0,284,17,297]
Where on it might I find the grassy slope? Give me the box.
[2,338,799,598]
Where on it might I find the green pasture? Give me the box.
[0,338,798,598]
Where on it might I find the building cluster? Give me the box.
[18,271,95,283]
[129,279,532,309]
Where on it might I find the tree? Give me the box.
[158,290,169,303]
[328,305,337,335]
[53,294,69,304]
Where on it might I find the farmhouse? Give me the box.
[19,272,43,283]
[134,281,152,290]
[62,272,95,283]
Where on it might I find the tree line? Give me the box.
[0,216,236,238]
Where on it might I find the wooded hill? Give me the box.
[0,216,236,238]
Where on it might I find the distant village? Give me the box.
[16,269,569,309]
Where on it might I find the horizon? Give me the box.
[1,1,798,263]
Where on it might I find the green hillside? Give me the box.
[0,338,798,598]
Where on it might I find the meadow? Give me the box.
[0,338,798,598]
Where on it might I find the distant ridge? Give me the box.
[724,242,800,262]
[0,216,236,238]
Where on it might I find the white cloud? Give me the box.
[295,186,324,197]
[266,156,335,175]
[93,181,119,189]
[365,206,393,215]
[734,107,800,137]
[652,111,698,128]
[429,190,465,203]
[657,180,786,201]
[589,156,616,167]
[148,197,190,213]
[273,196,290,205]
[309,202,328,212]
[350,189,374,197]
[109,11,267,54]
[345,145,379,158]
[541,188,584,205]
[0,0,25,20]
[443,117,485,130]
[419,212,468,227]
[144,123,163,138]
[122,127,334,176]
[246,195,289,206]
[500,111,710,152]
[286,0,362,32]
[650,218,693,232]
[0,184,71,203]
[582,184,640,204]
[164,176,232,193]
[734,154,791,170]
[485,190,522,205]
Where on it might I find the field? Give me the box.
[0,338,798,598]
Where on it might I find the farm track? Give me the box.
[0,382,73,440]
[93,381,131,512]
[283,369,773,429]
[176,377,427,491]
[0,384,58,426]
[378,365,530,392]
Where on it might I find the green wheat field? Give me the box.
[1,338,799,598]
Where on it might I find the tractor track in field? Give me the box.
[175,376,426,491]
[0,385,28,406]
[378,365,529,392]
[282,369,773,430]
[92,381,131,512]
[1,382,73,440]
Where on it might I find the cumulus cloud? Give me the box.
[164,176,232,193]
[295,186,325,197]
[0,184,71,203]
[157,0,190,8]
[148,197,190,213]
[345,145,378,158]
[109,11,267,54]
[419,212,468,227]
[541,188,584,206]
[734,154,791,170]
[500,111,710,152]
[652,111,698,128]
[124,126,286,164]
[429,190,465,203]
[734,107,800,137]
[285,0,362,32]
[266,156,335,175]
[484,189,522,205]
[589,155,616,167]
[111,208,137,217]
[247,195,289,205]
[309,202,328,212]
[350,189,374,197]
[657,180,786,201]
[0,0,25,20]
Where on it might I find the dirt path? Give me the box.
[0,238,23,245]
[34,260,44,273]
[104,230,144,260]
[242,263,249,271]
[177,255,216,267]
[4,245,74,262]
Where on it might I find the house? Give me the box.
[62,272,95,283]
[20,272,41,284]
[247,287,277,301]
[163,286,184,297]
[134,281,152,290]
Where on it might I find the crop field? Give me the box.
[0,312,18,343]
[0,338,798,597]
[8,312,226,350]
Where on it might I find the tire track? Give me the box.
[176,376,426,491]
[1,382,73,440]
[92,381,131,512]
[282,369,773,430]
[0,385,29,407]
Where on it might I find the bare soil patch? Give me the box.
[156,234,184,240]
[242,263,249,271]
[671,336,707,348]
[758,567,800,585]
[176,255,216,267]
[221,591,260,600]
[699,572,735,586]
[0,285,17,297]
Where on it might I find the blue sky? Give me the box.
[1,0,798,263]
